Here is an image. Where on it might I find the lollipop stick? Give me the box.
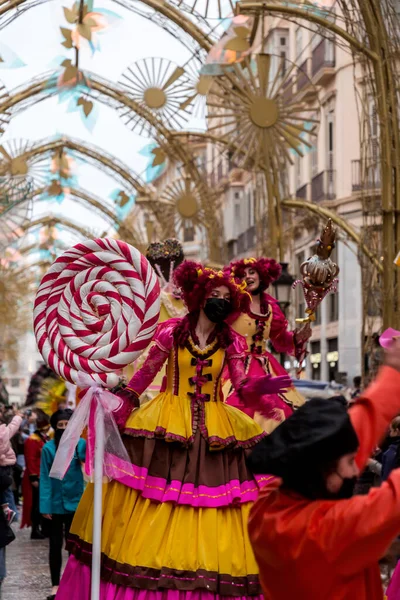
[91,401,105,600]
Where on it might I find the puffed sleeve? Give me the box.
[112,319,180,428]
[127,318,179,392]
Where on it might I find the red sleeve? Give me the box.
[126,319,178,397]
[24,438,42,478]
[349,366,400,471]
[314,470,400,576]
[267,295,296,355]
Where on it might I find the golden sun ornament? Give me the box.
[0,140,51,189]
[160,176,203,234]
[119,57,192,134]
[207,53,320,169]
[171,0,236,19]
[179,62,214,118]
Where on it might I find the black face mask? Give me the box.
[54,428,65,447]
[203,298,232,323]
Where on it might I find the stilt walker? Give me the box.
[33,238,161,599]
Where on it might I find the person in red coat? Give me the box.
[247,339,400,600]
[21,410,50,538]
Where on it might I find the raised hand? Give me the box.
[251,374,292,396]
[294,322,312,343]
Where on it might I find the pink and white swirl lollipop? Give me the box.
[33,238,161,388]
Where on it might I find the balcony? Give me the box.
[351,160,381,192]
[297,59,309,92]
[296,183,308,200]
[296,59,317,101]
[312,39,336,85]
[236,226,256,256]
[311,170,336,203]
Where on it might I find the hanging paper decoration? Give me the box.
[201,15,254,76]
[139,143,167,183]
[60,2,121,56]
[109,189,136,221]
[53,69,99,132]
[0,43,26,69]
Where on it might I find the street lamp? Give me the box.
[272,262,295,317]
[272,263,295,368]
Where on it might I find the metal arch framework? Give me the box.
[0,72,224,261]
[20,215,96,239]
[12,136,148,196]
[0,0,214,51]
[26,186,144,245]
[235,2,378,60]
[0,71,205,189]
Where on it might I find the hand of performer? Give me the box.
[114,387,138,403]
[31,481,39,488]
[384,337,400,371]
[294,322,312,343]
[42,514,52,520]
[253,374,292,396]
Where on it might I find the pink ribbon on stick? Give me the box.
[50,373,133,481]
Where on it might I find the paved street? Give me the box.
[3,526,66,600]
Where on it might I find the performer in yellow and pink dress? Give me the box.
[127,239,187,401]
[223,257,311,433]
[56,261,291,600]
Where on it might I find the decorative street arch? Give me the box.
[0,72,224,261]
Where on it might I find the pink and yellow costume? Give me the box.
[127,238,186,401]
[56,291,271,599]
[224,258,306,433]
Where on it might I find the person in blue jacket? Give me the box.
[380,415,400,481]
[40,409,86,600]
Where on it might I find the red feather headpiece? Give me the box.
[226,257,282,291]
[174,261,250,314]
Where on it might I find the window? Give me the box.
[326,110,335,171]
[310,125,319,178]
[368,96,380,184]
[296,155,302,189]
[310,341,321,380]
[296,252,305,319]
[327,338,339,382]
[266,29,289,84]
[183,221,195,243]
[247,191,252,227]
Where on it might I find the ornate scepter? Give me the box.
[293,219,340,374]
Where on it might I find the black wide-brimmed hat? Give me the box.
[247,398,359,480]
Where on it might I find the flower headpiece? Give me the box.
[226,257,282,291]
[174,261,250,314]
[146,238,184,284]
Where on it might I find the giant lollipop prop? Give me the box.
[34,238,160,387]
[33,238,160,600]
